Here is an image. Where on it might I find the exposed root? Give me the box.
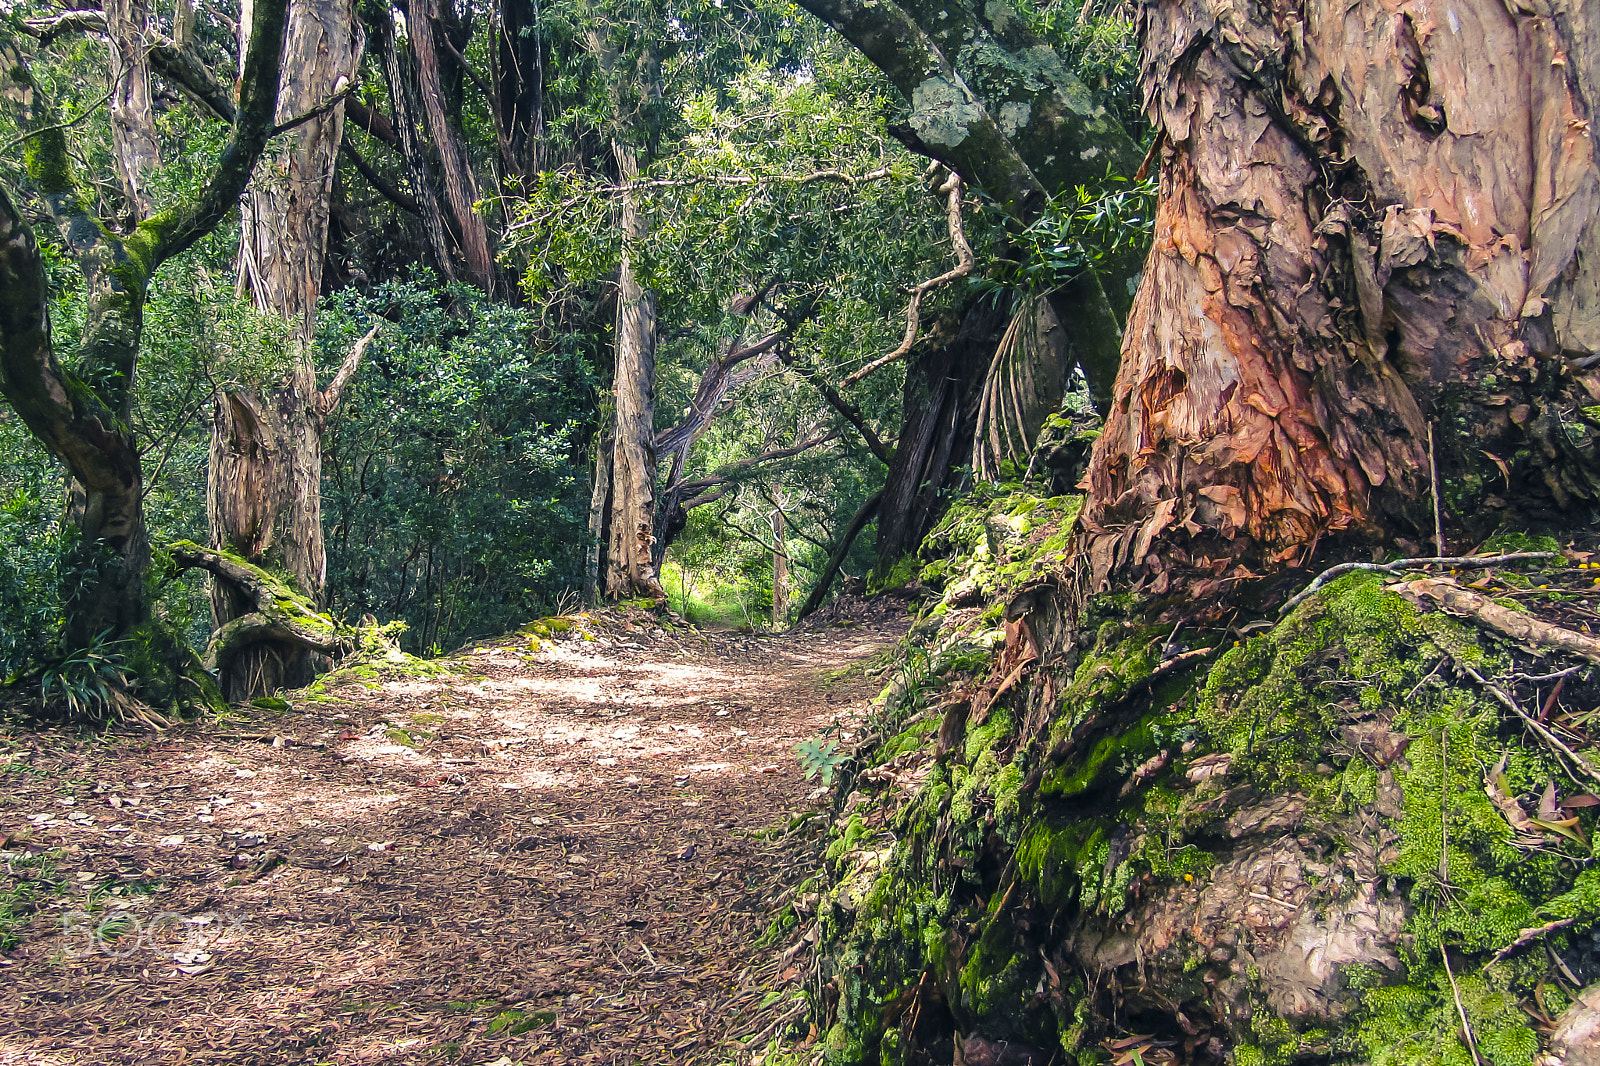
[1396,575,1600,665]
[1278,551,1560,616]
[167,541,357,682]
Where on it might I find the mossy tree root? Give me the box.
[167,541,355,681]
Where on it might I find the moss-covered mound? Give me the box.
[795,491,1600,1066]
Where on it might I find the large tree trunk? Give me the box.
[410,0,496,292]
[213,0,363,699]
[375,8,458,282]
[875,303,1006,574]
[1078,0,1600,607]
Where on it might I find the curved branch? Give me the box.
[140,0,290,268]
[341,136,419,213]
[317,322,383,418]
[841,172,973,386]
[673,434,838,499]
[167,541,356,676]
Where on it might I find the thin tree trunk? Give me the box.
[105,0,160,217]
[583,411,612,604]
[771,507,787,628]
[602,136,666,600]
[212,0,364,699]
[797,489,883,620]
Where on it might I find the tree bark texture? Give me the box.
[0,6,288,651]
[105,0,161,217]
[973,293,1068,481]
[1077,0,1600,605]
[495,0,545,175]
[376,10,458,282]
[602,136,666,601]
[875,304,1007,572]
[212,0,365,699]
[410,0,496,292]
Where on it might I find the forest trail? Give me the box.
[0,606,908,1065]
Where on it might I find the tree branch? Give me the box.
[780,348,891,463]
[317,322,383,418]
[167,541,356,676]
[344,98,402,150]
[841,171,974,386]
[673,434,837,499]
[797,489,884,619]
[139,0,290,267]
[340,136,420,213]
[25,11,242,124]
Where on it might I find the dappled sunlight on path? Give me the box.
[0,610,906,1065]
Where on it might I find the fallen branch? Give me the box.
[1396,576,1600,666]
[1487,918,1576,965]
[1278,552,1560,616]
[840,170,974,387]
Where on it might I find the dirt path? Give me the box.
[0,609,905,1065]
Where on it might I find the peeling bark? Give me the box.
[602,134,666,602]
[410,0,495,292]
[105,0,160,217]
[1079,0,1600,604]
[212,0,366,700]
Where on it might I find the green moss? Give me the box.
[871,555,921,593]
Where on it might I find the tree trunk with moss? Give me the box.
[0,10,288,663]
[212,0,365,700]
[800,0,1600,1061]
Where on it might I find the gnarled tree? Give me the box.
[0,5,289,658]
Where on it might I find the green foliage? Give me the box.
[0,843,63,952]
[319,279,593,653]
[35,631,127,720]
[796,736,848,787]
[977,176,1157,296]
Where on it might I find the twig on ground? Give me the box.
[1487,918,1576,965]
[1428,424,1443,557]
[1441,947,1485,1066]
[1398,577,1600,667]
[1458,663,1600,786]
[1279,552,1560,616]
